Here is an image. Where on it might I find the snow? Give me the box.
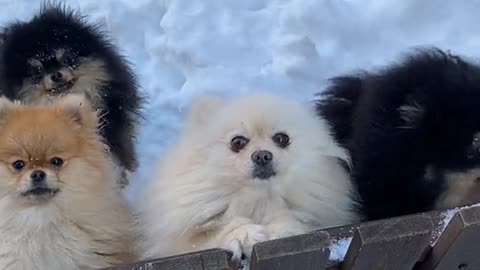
[240,259,250,270]
[430,209,456,246]
[431,203,480,246]
[329,236,353,262]
[1,0,480,205]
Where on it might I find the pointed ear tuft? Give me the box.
[56,94,98,129]
[187,95,224,126]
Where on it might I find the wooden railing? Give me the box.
[105,204,480,270]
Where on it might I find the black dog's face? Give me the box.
[0,9,111,104]
[10,45,109,104]
[425,119,480,210]
[396,88,480,210]
[26,48,78,94]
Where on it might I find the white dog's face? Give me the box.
[142,93,356,259]
[184,93,349,188]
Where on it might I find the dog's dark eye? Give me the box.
[49,157,64,167]
[12,160,26,171]
[63,56,76,67]
[231,136,249,152]
[31,66,43,78]
[272,132,290,148]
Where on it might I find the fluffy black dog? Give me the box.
[0,4,143,188]
[317,48,480,221]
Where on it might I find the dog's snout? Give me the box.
[251,150,273,166]
[50,72,63,83]
[30,170,46,185]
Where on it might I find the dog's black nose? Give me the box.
[30,170,46,185]
[50,72,63,83]
[251,150,273,166]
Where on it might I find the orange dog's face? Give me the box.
[0,95,109,206]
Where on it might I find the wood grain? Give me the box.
[250,231,330,270]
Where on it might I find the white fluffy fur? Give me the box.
[140,93,359,260]
[0,163,135,270]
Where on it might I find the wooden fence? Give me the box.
[105,204,480,270]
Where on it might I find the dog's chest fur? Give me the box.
[226,185,285,224]
[0,207,110,270]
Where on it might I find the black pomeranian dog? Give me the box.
[0,4,143,188]
[317,48,480,221]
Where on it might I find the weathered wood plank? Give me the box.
[419,205,480,270]
[325,210,446,269]
[104,249,230,270]
[250,231,330,270]
[101,208,457,270]
[341,214,434,270]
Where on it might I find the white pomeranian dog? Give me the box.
[140,93,359,261]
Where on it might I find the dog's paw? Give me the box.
[222,224,269,261]
[225,238,243,262]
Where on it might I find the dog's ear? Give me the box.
[0,97,16,123]
[188,96,224,126]
[56,94,98,129]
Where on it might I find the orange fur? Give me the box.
[0,97,104,184]
[0,95,136,270]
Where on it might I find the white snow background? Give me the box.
[1,0,479,207]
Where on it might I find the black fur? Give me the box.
[317,48,480,220]
[0,3,144,184]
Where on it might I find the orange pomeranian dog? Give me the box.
[0,95,135,270]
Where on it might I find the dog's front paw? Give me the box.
[222,224,269,261]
